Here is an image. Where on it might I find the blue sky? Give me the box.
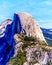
[0,0,52,28]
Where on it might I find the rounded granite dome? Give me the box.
[17,12,46,42]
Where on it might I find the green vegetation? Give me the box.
[8,34,51,65]
[17,34,47,50]
[17,34,38,49]
[18,34,37,42]
[23,36,37,42]
[8,50,26,65]
[49,63,52,65]
[48,62,52,65]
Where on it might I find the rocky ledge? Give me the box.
[7,34,52,65]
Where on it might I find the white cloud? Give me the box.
[38,19,52,22]
[41,1,52,6]
[37,19,52,28]
[0,15,9,22]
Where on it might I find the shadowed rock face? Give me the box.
[0,14,22,65]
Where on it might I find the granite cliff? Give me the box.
[7,12,52,65]
[0,12,52,65]
[18,12,46,42]
[0,12,46,42]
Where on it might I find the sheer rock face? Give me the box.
[18,12,46,42]
[0,12,46,42]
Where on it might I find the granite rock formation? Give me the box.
[7,34,52,65]
[0,12,51,65]
[18,12,46,42]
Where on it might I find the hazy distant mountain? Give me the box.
[41,28,52,46]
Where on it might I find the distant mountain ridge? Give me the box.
[41,28,52,46]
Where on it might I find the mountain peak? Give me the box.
[17,12,46,42]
